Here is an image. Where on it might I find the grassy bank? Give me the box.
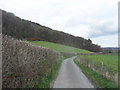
[77,54,118,87]
[79,54,118,74]
[30,41,92,54]
[74,59,118,88]
[34,56,64,88]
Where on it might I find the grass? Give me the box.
[30,41,92,54]
[30,40,92,88]
[79,54,118,74]
[74,59,118,88]
[34,56,64,88]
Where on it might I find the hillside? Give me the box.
[2,10,101,52]
[30,41,92,54]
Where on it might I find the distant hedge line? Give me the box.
[2,34,59,88]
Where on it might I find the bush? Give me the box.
[2,35,59,88]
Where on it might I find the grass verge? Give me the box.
[74,59,118,88]
[34,56,64,88]
[79,54,118,75]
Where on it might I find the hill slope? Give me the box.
[31,41,92,54]
[2,10,101,52]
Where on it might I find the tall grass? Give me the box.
[74,59,118,88]
[80,54,118,74]
[78,54,118,84]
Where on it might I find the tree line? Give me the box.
[2,10,101,52]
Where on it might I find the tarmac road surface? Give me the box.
[53,56,95,88]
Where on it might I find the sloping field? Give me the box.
[30,41,92,54]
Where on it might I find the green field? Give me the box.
[80,54,118,74]
[75,54,118,88]
[74,59,117,88]
[30,41,92,54]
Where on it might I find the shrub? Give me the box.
[2,35,59,88]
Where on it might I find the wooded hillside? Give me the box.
[2,10,101,52]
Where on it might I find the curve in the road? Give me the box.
[53,56,94,88]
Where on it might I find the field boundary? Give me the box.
[76,55,118,85]
[2,35,59,88]
[74,59,118,88]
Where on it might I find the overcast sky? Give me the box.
[0,0,119,47]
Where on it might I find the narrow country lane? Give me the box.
[53,56,95,88]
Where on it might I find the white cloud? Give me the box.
[0,0,119,47]
[63,24,91,38]
[91,34,118,47]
